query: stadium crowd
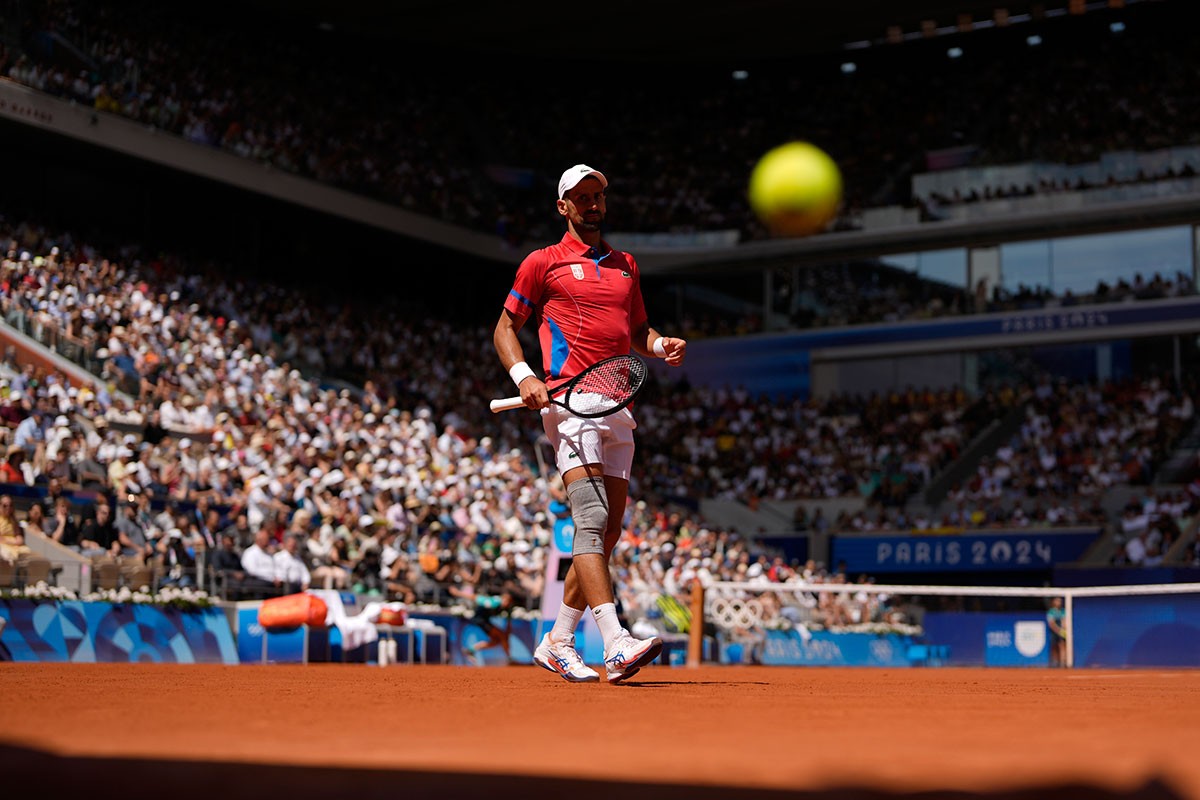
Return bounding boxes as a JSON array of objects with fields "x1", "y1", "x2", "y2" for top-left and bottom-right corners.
[
  {"x1": 0, "y1": 217, "x2": 911, "y2": 628},
  {"x1": 3, "y1": 0, "x2": 1199, "y2": 245},
  {"x1": 2, "y1": 1, "x2": 1197, "y2": 352},
  {"x1": 0, "y1": 1, "x2": 1198, "y2": 636},
  {"x1": 0, "y1": 207, "x2": 1196, "y2": 628}
]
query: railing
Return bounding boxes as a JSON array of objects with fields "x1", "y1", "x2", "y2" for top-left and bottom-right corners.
[{"x1": 2, "y1": 305, "x2": 139, "y2": 396}]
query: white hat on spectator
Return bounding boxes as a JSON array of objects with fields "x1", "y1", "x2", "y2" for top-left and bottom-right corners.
[
  {"x1": 320, "y1": 469, "x2": 345, "y2": 488},
  {"x1": 358, "y1": 514, "x2": 377, "y2": 529},
  {"x1": 557, "y1": 164, "x2": 608, "y2": 199},
  {"x1": 179, "y1": 438, "x2": 192, "y2": 450},
  {"x1": 54, "y1": 415, "x2": 69, "y2": 428}
]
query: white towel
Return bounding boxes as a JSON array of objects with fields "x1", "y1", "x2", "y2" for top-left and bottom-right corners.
[{"x1": 307, "y1": 589, "x2": 378, "y2": 651}]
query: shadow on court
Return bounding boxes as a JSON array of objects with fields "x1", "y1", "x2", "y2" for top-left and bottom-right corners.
[
  {"x1": 0, "y1": 744, "x2": 1186, "y2": 800},
  {"x1": 618, "y1": 680, "x2": 774, "y2": 687}
]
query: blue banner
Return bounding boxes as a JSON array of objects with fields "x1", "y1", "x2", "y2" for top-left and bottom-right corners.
[
  {"x1": 1072, "y1": 593, "x2": 1200, "y2": 668},
  {"x1": 670, "y1": 296, "x2": 1200, "y2": 398},
  {"x1": 985, "y1": 618, "x2": 1049, "y2": 666},
  {"x1": 0, "y1": 600, "x2": 238, "y2": 664},
  {"x1": 833, "y1": 530, "x2": 1097, "y2": 573},
  {"x1": 721, "y1": 628, "x2": 917, "y2": 666}
]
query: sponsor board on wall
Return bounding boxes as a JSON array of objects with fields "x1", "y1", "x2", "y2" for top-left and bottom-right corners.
[{"x1": 833, "y1": 530, "x2": 1098, "y2": 573}]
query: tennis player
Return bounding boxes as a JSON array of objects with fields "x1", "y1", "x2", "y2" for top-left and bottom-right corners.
[{"x1": 493, "y1": 163, "x2": 686, "y2": 684}]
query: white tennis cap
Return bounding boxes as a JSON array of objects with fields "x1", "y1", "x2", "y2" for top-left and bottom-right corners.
[{"x1": 558, "y1": 164, "x2": 607, "y2": 198}]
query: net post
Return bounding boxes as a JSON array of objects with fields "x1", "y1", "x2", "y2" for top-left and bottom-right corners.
[
  {"x1": 687, "y1": 579, "x2": 705, "y2": 667},
  {"x1": 1064, "y1": 592, "x2": 1074, "y2": 669}
]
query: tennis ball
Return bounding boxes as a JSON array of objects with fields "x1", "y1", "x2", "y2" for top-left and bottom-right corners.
[{"x1": 748, "y1": 141, "x2": 843, "y2": 237}]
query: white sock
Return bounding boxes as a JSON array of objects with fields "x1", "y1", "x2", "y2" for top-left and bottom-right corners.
[
  {"x1": 592, "y1": 602, "x2": 623, "y2": 648},
  {"x1": 550, "y1": 604, "x2": 585, "y2": 642}
]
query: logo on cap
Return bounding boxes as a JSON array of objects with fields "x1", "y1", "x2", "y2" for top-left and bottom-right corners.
[{"x1": 558, "y1": 164, "x2": 608, "y2": 198}]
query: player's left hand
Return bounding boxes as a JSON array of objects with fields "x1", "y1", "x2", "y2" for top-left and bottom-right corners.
[{"x1": 660, "y1": 337, "x2": 687, "y2": 367}]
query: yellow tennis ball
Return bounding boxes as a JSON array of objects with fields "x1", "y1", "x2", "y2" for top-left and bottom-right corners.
[{"x1": 748, "y1": 141, "x2": 843, "y2": 237}]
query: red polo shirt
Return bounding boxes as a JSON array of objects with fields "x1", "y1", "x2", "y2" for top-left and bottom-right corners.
[{"x1": 504, "y1": 233, "x2": 648, "y2": 391}]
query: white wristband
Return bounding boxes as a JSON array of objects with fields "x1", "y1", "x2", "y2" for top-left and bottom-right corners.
[
  {"x1": 652, "y1": 337, "x2": 668, "y2": 358},
  {"x1": 509, "y1": 361, "x2": 536, "y2": 387}
]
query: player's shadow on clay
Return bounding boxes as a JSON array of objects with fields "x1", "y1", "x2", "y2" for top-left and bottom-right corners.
[{"x1": 616, "y1": 680, "x2": 771, "y2": 687}]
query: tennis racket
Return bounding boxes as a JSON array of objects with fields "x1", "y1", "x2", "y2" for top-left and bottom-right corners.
[{"x1": 490, "y1": 354, "x2": 647, "y2": 418}]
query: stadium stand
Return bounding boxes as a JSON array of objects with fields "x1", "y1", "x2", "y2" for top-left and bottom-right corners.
[
  {"x1": 4, "y1": 0, "x2": 1200, "y2": 246},
  {"x1": 0, "y1": 206, "x2": 1196, "y2": 622},
  {"x1": 0, "y1": 0, "x2": 1197, "y2": 633}
]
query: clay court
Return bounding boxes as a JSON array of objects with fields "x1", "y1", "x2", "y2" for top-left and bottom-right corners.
[{"x1": 3, "y1": 663, "x2": 1198, "y2": 799}]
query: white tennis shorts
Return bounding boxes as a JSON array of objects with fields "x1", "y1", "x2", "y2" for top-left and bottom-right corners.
[{"x1": 541, "y1": 404, "x2": 637, "y2": 480}]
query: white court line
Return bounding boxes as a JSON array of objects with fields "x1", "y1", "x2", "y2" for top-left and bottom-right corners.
[{"x1": 1066, "y1": 671, "x2": 1193, "y2": 679}]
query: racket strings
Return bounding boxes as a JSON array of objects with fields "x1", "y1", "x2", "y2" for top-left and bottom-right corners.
[{"x1": 567, "y1": 356, "x2": 647, "y2": 415}]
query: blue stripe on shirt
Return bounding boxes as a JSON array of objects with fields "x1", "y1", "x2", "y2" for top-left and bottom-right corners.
[
  {"x1": 546, "y1": 317, "x2": 569, "y2": 378},
  {"x1": 508, "y1": 289, "x2": 534, "y2": 310}
]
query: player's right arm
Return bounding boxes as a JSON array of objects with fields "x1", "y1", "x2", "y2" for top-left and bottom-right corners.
[{"x1": 494, "y1": 308, "x2": 549, "y2": 410}]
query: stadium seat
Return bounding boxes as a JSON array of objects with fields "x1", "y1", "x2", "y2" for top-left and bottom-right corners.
[
  {"x1": 19, "y1": 557, "x2": 52, "y2": 587},
  {"x1": 93, "y1": 560, "x2": 120, "y2": 591},
  {"x1": 122, "y1": 564, "x2": 154, "y2": 592}
]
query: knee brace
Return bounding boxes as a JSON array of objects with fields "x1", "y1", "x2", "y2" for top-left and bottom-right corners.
[{"x1": 566, "y1": 477, "x2": 608, "y2": 557}]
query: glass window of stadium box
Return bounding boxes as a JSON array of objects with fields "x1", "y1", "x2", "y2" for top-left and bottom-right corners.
[
  {"x1": 883, "y1": 248, "x2": 969, "y2": 291},
  {"x1": 999, "y1": 226, "x2": 1194, "y2": 300}
]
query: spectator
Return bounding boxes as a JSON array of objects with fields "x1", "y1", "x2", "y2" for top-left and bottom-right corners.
[
  {"x1": 156, "y1": 526, "x2": 196, "y2": 587},
  {"x1": 221, "y1": 510, "x2": 255, "y2": 552},
  {"x1": 115, "y1": 496, "x2": 155, "y2": 563},
  {"x1": 48, "y1": 495, "x2": 83, "y2": 552},
  {"x1": 0, "y1": 445, "x2": 26, "y2": 484},
  {"x1": 240, "y1": 527, "x2": 279, "y2": 598},
  {"x1": 0, "y1": 494, "x2": 29, "y2": 562},
  {"x1": 209, "y1": 531, "x2": 247, "y2": 599},
  {"x1": 78, "y1": 498, "x2": 119, "y2": 558},
  {"x1": 74, "y1": 439, "x2": 109, "y2": 491},
  {"x1": 11, "y1": 405, "x2": 46, "y2": 457},
  {"x1": 20, "y1": 501, "x2": 53, "y2": 538},
  {"x1": 273, "y1": 532, "x2": 310, "y2": 595},
  {"x1": 39, "y1": 477, "x2": 69, "y2": 519},
  {"x1": 307, "y1": 513, "x2": 351, "y2": 591}
]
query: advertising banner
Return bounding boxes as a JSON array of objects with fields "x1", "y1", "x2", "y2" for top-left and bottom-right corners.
[
  {"x1": 0, "y1": 599, "x2": 238, "y2": 664},
  {"x1": 833, "y1": 530, "x2": 1097, "y2": 573},
  {"x1": 721, "y1": 628, "x2": 917, "y2": 667},
  {"x1": 985, "y1": 619, "x2": 1049, "y2": 666}
]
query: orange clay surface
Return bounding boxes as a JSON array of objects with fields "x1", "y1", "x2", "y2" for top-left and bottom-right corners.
[{"x1": 3, "y1": 663, "x2": 1199, "y2": 799}]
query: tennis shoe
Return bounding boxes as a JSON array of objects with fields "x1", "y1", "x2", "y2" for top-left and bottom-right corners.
[
  {"x1": 603, "y1": 629, "x2": 663, "y2": 685},
  {"x1": 461, "y1": 644, "x2": 481, "y2": 667},
  {"x1": 533, "y1": 633, "x2": 599, "y2": 683}
]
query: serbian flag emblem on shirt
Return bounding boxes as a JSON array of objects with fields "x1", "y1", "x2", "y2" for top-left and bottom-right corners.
[{"x1": 571, "y1": 263, "x2": 585, "y2": 280}]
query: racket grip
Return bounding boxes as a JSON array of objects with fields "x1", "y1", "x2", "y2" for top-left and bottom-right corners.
[{"x1": 489, "y1": 395, "x2": 527, "y2": 413}]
